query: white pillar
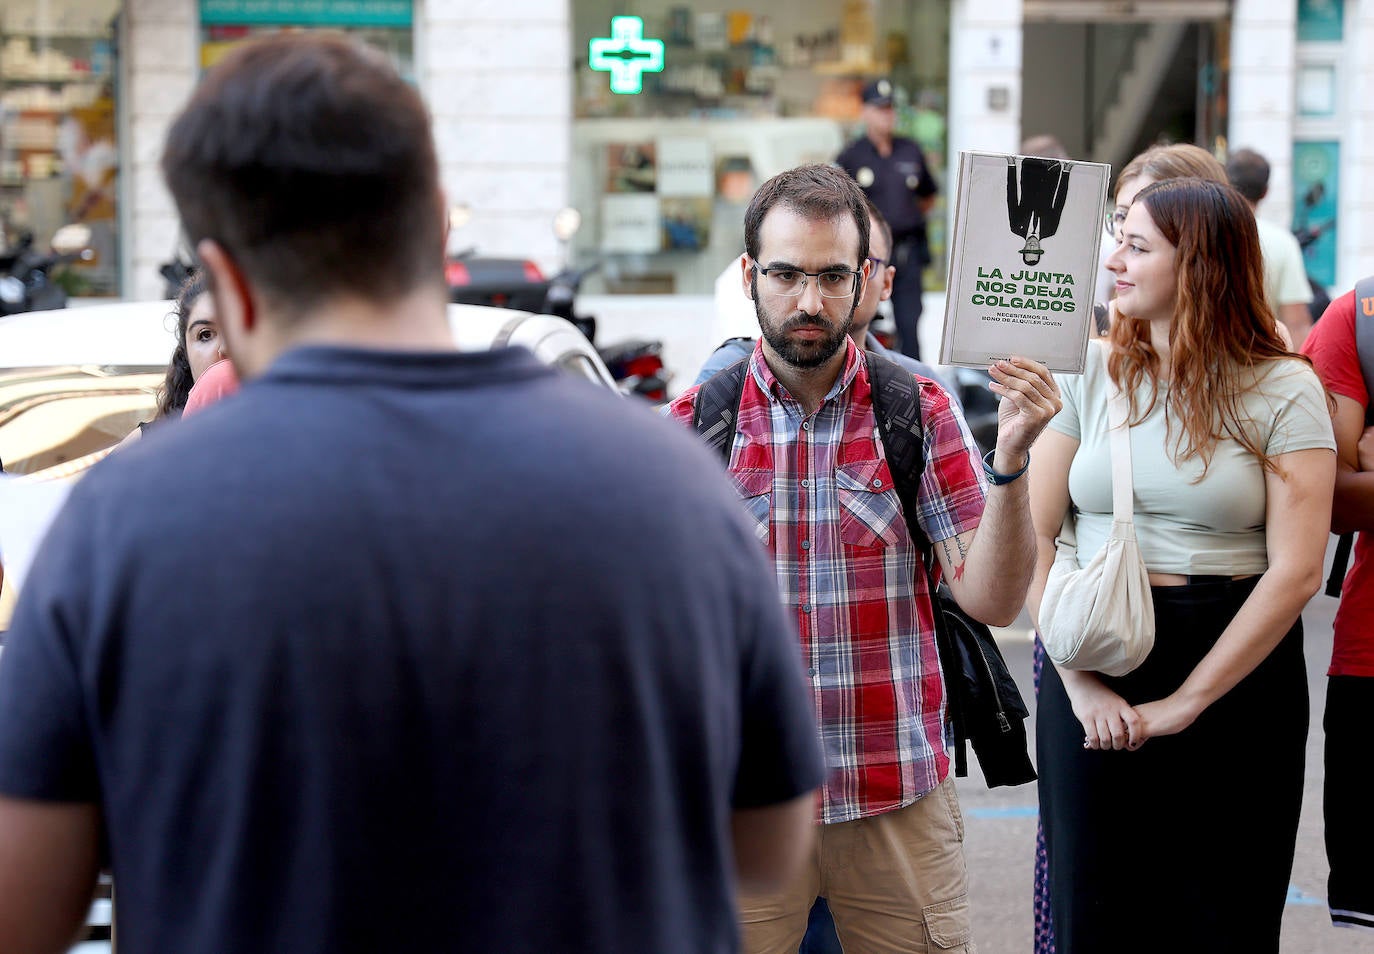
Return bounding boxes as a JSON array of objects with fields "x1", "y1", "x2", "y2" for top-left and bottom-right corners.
[
  {"x1": 1228, "y1": 0, "x2": 1299, "y2": 228},
  {"x1": 123, "y1": 0, "x2": 197, "y2": 300},
  {"x1": 1342, "y1": 0, "x2": 1374, "y2": 288},
  {"x1": 421, "y1": 0, "x2": 571, "y2": 275},
  {"x1": 947, "y1": 0, "x2": 1023, "y2": 168}
]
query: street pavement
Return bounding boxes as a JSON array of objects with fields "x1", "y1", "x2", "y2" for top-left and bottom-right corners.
[{"x1": 959, "y1": 545, "x2": 1367, "y2": 953}]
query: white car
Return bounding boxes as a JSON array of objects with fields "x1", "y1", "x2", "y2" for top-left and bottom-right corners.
[
  {"x1": 0, "y1": 300, "x2": 617, "y2": 479},
  {"x1": 0, "y1": 301, "x2": 617, "y2": 638}
]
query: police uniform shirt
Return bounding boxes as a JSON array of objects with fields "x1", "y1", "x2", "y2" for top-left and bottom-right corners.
[{"x1": 836, "y1": 135, "x2": 937, "y2": 241}]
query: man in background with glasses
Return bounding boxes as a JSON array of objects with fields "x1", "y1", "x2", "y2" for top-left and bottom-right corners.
[{"x1": 668, "y1": 164, "x2": 1061, "y2": 953}]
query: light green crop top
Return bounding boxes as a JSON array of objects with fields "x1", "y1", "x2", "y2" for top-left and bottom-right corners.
[{"x1": 1049, "y1": 344, "x2": 1335, "y2": 575}]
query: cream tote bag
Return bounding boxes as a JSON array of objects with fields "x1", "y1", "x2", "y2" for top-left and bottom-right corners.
[{"x1": 1039, "y1": 372, "x2": 1155, "y2": 677}]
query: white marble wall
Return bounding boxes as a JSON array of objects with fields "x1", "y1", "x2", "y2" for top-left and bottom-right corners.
[
  {"x1": 421, "y1": 0, "x2": 571, "y2": 275},
  {"x1": 1342, "y1": 0, "x2": 1374, "y2": 289},
  {"x1": 118, "y1": 0, "x2": 574, "y2": 298},
  {"x1": 947, "y1": 0, "x2": 1023, "y2": 164},
  {"x1": 123, "y1": 0, "x2": 198, "y2": 300},
  {"x1": 1228, "y1": 0, "x2": 1299, "y2": 231}
]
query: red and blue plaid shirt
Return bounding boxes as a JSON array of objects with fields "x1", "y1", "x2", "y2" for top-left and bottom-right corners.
[{"x1": 669, "y1": 339, "x2": 987, "y2": 823}]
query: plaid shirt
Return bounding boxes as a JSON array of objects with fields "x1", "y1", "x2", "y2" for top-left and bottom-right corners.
[{"x1": 669, "y1": 339, "x2": 987, "y2": 823}]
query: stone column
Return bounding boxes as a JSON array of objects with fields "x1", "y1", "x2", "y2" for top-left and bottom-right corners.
[
  {"x1": 947, "y1": 0, "x2": 1023, "y2": 167},
  {"x1": 1228, "y1": 0, "x2": 1298, "y2": 228},
  {"x1": 122, "y1": 0, "x2": 197, "y2": 300},
  {"x1": 420, "y1": 0, "x2": 571, "y2": 275}
]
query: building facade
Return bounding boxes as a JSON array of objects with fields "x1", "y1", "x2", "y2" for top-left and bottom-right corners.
[{"x1": 0, "y1": 0, "x2": 1369, "y2": 305}]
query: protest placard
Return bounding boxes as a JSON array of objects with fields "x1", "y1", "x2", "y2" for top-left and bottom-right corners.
[{"x1": 939, "y1": 151, "x2": 1110, "y2": 373}]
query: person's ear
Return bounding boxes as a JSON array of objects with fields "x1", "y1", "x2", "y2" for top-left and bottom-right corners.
[
  {"x1": 741, "y1": 255, "x2": 755, "y2": 300},
  {"x1": 879, "y1": 263, "x2": 896, "y2": 302},
  {"x1": 196, "y1": 239, "x2": 255, "y2": 337}
]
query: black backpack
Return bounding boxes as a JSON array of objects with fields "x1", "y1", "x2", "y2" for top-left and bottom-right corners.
[
  {"x1": 692, "y1": 351, "x2": 1036, "y2": 788},
  {"x1": 1325, "y1": 275, "x2": 1374, "y2": 597}
]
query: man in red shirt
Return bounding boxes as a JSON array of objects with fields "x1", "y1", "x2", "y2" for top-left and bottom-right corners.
[
  {"x1": 669, "y1": 163, "x2": 1060, "y2": 953},
  {"x1": 1299, "y1": 288, "x2": 1374, "y2": 933}
]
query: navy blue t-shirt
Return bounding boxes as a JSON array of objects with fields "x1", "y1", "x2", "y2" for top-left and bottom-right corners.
[{"x1": 0, "y1": 345, "x2": 822, "y2": 954}]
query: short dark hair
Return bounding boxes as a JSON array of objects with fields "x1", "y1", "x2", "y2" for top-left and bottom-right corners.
[
  {"x1": 744, "y1": 164, "x2": 870, "y2": 266},
  {"x1": 862, "y1": 196, "x2": 892, "y2": 257},
  {"x1": 161, "y1": 33, "x2": 444, "y2": 318},
  {"x1": 1225, "y1": 148, "x2": 1270, "y2": 203}
]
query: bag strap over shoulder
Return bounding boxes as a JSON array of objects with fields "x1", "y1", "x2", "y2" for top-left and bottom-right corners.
[
  {"x1": 1106, "y1": 374, "x2": 1135, "y2": 524},
  {"x1": 691, "y1": 357, "x2": 750, "y2": 461},
  {"x1": 1061, "y1": 343, "x2": 1134, "y2": 541},
  {"x1": 1326, "y1": 276, "x2": 1374, "y2": 597},
  {"x1": 1354, "y1": 275, "x2": 1374, "y2": 428},
  {"x1": 864, "y1": 350, "x2": 927, "y2": 547}
]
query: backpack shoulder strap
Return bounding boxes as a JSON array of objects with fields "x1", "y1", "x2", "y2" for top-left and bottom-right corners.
[
  {"x1": 864, "y1": 350, "x2": 927, "y2": 549},
  {"x1": 691, "y1": 357, "x2": 751, "y2": 463},
  {"x1": 1355, "y1": 276, "x2": 1374, "y2": 427},
  {"x1": 1326, "y1": 277, "x2": 1374, "y2": 598}
]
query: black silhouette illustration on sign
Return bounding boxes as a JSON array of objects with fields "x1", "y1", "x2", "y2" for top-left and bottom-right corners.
[{"x1": 1006, "y1": 156, "x2": 1072, "y2": 266}]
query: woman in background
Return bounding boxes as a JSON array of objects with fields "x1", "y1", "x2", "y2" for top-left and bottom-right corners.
[{"x1": 117, "y1": 272, "x2": 223, "y2": 448}]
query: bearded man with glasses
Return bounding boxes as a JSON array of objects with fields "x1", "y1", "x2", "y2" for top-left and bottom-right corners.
[{"x1": 668, "y1": 163, "x2": 1061, "y2": 954}]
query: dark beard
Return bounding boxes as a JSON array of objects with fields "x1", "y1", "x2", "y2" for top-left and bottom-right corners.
[{"x1": 752, "y1": 274, "x2": 856, "y2": 369}]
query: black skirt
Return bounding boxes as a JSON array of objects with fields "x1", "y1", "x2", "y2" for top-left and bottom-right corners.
[{"x1": 1037, "y1": 577, "x2": 1307, "y2": 954}]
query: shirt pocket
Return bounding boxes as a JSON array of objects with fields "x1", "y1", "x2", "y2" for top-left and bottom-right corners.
[
  {"x1": 835, "y1": 459, "x2": 902, "y2": 549},
  {"x1": 730, "y1": 468, "x2": 773, "y2": 545}
]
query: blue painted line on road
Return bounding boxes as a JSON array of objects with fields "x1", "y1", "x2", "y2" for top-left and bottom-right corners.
[
  {"x1": 967, "y1": 806, "x2": 1038, "y2": 819},
  {"x1": 1286, "y1": 884, "x2": 1325, "y2": 907}
]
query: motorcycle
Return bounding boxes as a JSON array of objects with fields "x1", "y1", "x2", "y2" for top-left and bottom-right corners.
[
  {"x1": 445, "y1": 208, "x2": 670, "y2": 402},
  {"x1": 0, "y1": 224, "x2": 93, "y2": 317}
]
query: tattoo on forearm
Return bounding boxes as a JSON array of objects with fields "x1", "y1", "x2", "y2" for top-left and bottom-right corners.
[{"x1": 940, "y1": 537, "x2": 969, "y2": 582}]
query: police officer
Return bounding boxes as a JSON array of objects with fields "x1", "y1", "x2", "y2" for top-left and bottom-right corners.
[{"x1": 837, "y1": 78, "x2": 937, "y2": 360}]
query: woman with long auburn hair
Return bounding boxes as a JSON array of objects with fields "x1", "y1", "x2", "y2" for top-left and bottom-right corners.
[{"x1": 1026, "y1": 177, "x2": 1336, "y2": 953}]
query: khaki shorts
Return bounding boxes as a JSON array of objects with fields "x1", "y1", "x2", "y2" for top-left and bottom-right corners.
[{"x1": 739, "y1": 777, "x2": 974, "y2": 953}]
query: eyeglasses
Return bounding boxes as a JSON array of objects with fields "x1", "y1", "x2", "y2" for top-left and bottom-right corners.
[
  {"x1": 754, "y1": 264, "x2": 861, "y2": 298},
  {"x1": 867, "y1": 255, "x2": 888, "y2": 268},
  {"x1": 1103, "y1": 209, "x2": 1128, "y2": 236}
]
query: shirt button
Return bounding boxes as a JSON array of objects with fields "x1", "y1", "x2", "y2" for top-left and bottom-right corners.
[
  {"x1": 872, "y1": 478, "x2": 883, "y2": 488},
  {"x1": 808, "y1": 667, "x2": 817, "y2": 677},
  {"x1": 802, "y1": 421, "x2": 811, "y2": 431},
  {"x1": 801, "y1": 540, "x2": 811, "y2": 550},
  {"x1": 802, "y1": 603, "x2": 812, "y2": 613},
  {"x1": 801, "y1": 478, "x2": 810, "y2": 488}
]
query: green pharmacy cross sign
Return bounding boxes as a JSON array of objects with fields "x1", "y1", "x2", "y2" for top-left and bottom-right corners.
[{"x1": 589, "y1": 16, "x2": 664, "y2": 95}]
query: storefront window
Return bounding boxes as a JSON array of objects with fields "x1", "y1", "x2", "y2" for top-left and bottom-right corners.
[
  {"x1": 199, "y1": 0, "x2": 414, "y2": 80},
  {"x1": 1, "y1": 0, "x2": 122, "y2": 297},
  {"x1": 570, "y1": 0, "x2": 950, "y2": 296}
]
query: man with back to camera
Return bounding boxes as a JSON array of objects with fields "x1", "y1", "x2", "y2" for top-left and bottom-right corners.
[
  {"x1": 0, "y1": 34, "x2": 824, "y2": 954},
  {"x1": 1226, "y1": 147, "x2": 1315, "y2": 348},
  {"x1": 837, "y1": 78, "x2": 938, "y2": 360},
  {"x1": 668, "y1": 163, "x2": 1061, "y2": 953}
]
